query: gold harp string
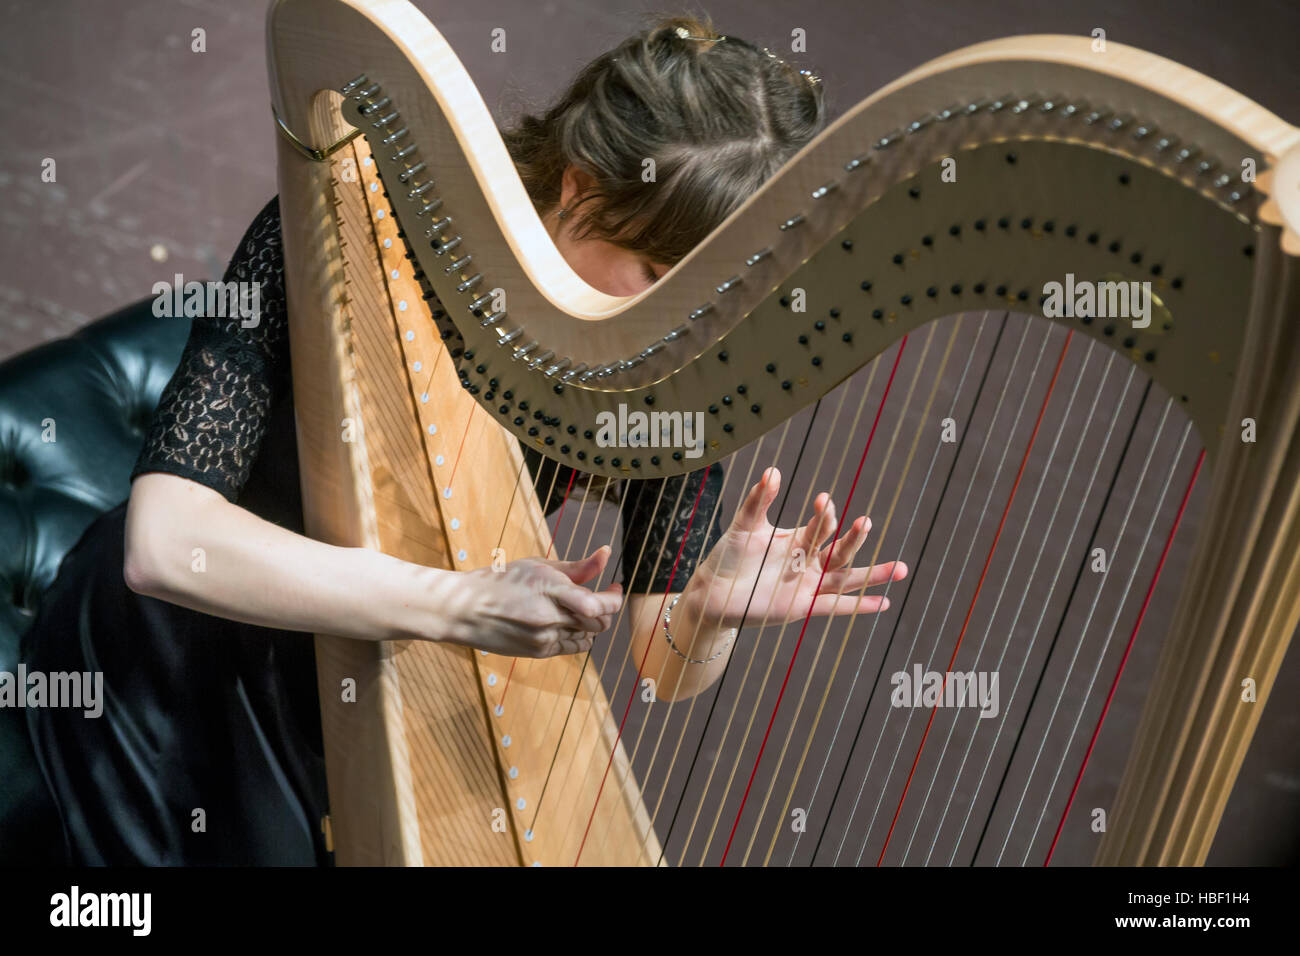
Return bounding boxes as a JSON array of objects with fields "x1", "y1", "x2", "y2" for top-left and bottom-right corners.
[
  {"x1": 588, "y1": 426, "x2": 789, "y2": 864},
  {"x1": 734, "y1": 319, "x2": 944, "y2": 866},
  {"x1": 838, "y1": 317, "x2": 1056, "y2": 864},
  {"x1": 928, "y1": 353, "x2": 1136, "y2": 867},
  {"x1": 779, "y1": 312, "x2": 994, "y2": 866},
  {"x1": 678, "y1": 357, "x2": 882, "y2": 864},
  {"x1": 750, "y1": 318, "x2": 962, "y2": 866}
]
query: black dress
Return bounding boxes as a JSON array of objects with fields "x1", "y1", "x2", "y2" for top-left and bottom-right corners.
[{"x1": 20, "y1": 196, "x2": 724, "y2": 866}]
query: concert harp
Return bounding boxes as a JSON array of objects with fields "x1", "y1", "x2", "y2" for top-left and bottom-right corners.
[{"x1": 266, "y1": 0, "x2": 1300, "y2": 866}]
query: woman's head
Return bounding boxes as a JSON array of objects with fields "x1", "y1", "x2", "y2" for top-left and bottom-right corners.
[{"x1": 501, "y1": 14, "x2": 827, "y2": 296}]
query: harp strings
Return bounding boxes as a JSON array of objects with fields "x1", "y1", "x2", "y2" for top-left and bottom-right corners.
[
  {"x1": 940, "y1": 360, "x2": 1141, "y2": 866},
  {"x1": 1040, "y1": 443, "x2": 1204, "y2": 866},
  {"x1": 743, "y1": 317, "x2": 964, "y2": 868},
  {"x1": 786, "y1": 312, "x2": 996, "y2": 866},
  {"x1": 893, "y1": 335, "x2": 1112, "y2": 866},
  {"x1": 1015, "y1": 412, "x2": 1193, "y2": 863},
  {"x1": 826, "y1": 316, "x2": 1058, "y2": 865},
  {"x1": 966, "y1": 377, "x2": 1153, "y2": 864},
  {"x1": 671, "y1": 352, "x2": 887, "y2": 865}
]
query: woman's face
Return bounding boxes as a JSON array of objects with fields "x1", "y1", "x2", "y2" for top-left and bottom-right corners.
[{"x1": 547, "y1": 165, "x2": 670, "y2": 297}]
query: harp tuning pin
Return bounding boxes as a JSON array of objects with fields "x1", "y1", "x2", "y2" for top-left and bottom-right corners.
[
  {"x1": 1212, "y1": 172, "x2": 1232, "y2": 188},
  {"x1": 544, "y1": 357, "x2": 571, "y2": 377},
  {"x1": 906, "y1": 113, "x2": 935, "y2": 133},
  {"x1": 1060, "y1": 100, "x2": 1086, "y2": 118},
  {"x1": 356, "y1": 82, "x2": 381, "y2": 99},
  {"x1": 398, "y1": 162, "x2": 427, "y2": 183},
  {"x1": 1108, "y1": 113, "x2": 1133, "y2": 133},
  {"x1": 358, "y1": 96, "x2": 391, "y2": 115},
  {"x1": 445, "y1": 254, "x2": 473, "y2": 275},
  {"x1": 715, "y1": 275, "x2": 742, "y2": 294},
  {"x1": 1153, "y1": 135, "x2": 1178, "y2": 153},
  {"x1": 434, "y1": 235, "x2": 463, "y2": 255},
  {"x1": 468, "y1": 292, "x2": 494, "y2": 313},
  {"x1": 372, "y1": 111, "x2": 401, "y2": 129},
  {"x1": 498, "y1": 327, "x2": 524, "y2": 346},
  {"x1": 1038, "y1": 95, "x2": 1063, "y2": 113},
  {"x1": 526, "y1": 349, "x2": 555, "y2": 370},
  {"x1": 874, "y1": 128, "x2": 903, "y2": 149},
  {"x1": 480, "y1": 310, "x2": 508, "y2": 328},
  {"x1": 393, "y1": 143, "x2": 418, "y2": 161},
  {"x1": 688, "y1": 303, "x2": 715, "y2": 321},
  {"x1": 560, "y1": 363, "x2": 587, "y2": 382},
  {"x1": 408, "y1": 181, "x2": 435, "y2": 199},
  {"x1": 811, "y1": 182, "x2": 838, "y2": 199},
  {"x1": 843, "y1": 155, "x2": 870, "y2": 173},
  {"x1": 779, "y1": 213, "x2": 805, "y2": 231},
  {"x1": 986, "y1": 94, "x2": 1014, "y2": 113},
  {"x1": 1132, "y1": 123, "x2": 1155, "y2": 141},
  {"x1": 415, "y1": 198, "x2": 444, "y2": 218},
  {"x1": 964, "y1": 97, "x2": 990, "y2": 115},
  {"x1": 383, "y1": 128, "x2": 411, "y2": 146},
  {"x1": 663, "y1": 324, "x2": 689, "y2": 342},
  {"x1": 1010, "y1": 96, "x2": 1035, "y2": 114},
  {"x1": 340, "y1": 74, "x2": 368, "y2": 95},
  {"x1": 455, "y1": 272, "x2": 483, "y2": 293},
  {"x1": 1196, "y1": 158, "x2": 1218, "y2": 176},
  {"x1": 936, "y1": 103, "x2": 962, "y2": 122},
  {"x1": 1082, "y1": 108, "x2": 1109, "y2": 126},
  {"x1": 1175, "y1": 144, "x2": 1200, "y2": 164},
  {"x1": 746, "y1": 247, "x2": 772, "y2": 266},
  {"x1": 512, "y1": 340, "x2": 539, "y2": 360}
]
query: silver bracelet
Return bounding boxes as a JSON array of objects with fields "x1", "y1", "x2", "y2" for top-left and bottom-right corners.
[{"x1": 662, "y1": 593, "x2": 736, "y2": 664}]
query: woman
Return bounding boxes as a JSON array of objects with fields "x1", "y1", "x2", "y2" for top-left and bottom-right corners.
[{"x1": 22, "y1": 16, "x2": 905, "y2": 866}]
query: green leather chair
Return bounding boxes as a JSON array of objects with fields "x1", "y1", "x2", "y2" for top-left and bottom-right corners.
[{"x1": 0, "y1": 297, "x2": 192, "y2": 864}]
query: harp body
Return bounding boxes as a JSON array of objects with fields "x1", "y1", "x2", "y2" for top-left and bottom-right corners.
[{"x1": 267, "y1": 0, "x2": 1300, "y2": 865}]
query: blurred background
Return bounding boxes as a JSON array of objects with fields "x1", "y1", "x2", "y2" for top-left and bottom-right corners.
[{"x1": 1, "y1": 0, "x2": 1296, "y2": 864}]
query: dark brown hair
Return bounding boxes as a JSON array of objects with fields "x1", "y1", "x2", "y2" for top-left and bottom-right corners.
[{"x1": 499, "y1": 13, "x2": 827, "y2": 268}]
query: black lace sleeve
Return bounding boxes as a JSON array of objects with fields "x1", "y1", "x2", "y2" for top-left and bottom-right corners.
[
  {"x1": 131, "y1": 197, "x2": 289, "y2": 501},
  {"x1": 521, "y1": 446, "x2": 726, "y2": 594}
]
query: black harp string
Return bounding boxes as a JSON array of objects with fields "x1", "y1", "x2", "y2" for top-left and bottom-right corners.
[
  {"x1": 586, "y1": 434, "x2": 765, "y2": 863},
  {"x1": 967, "y1": 375, "x2": 1153, "y2": 865},
  {"x1": 894, "y1": 336, "x2": 1108, "y2": 866},
  {"x1": 545, "y1": 475, "x2": 685, "y2": 856},
  {"x1": 675, "y1": 369, "x2": 878, "y2": 865},
  {"x1": 740, "y1": 319, "x2": 952, "y2": 866},
  {"x1": 795, "y1": 311, "x2": 1001, "y2": 866},
  {"x1": 832, "y1": 314, "x2": 1049, "y2": 865},
  {"x1": 631, "y1": 424, "x2": 796, "y2": 848},
  {"x1": 1010, "y1": 406, "x2": 1188, "y2": 865},
  {"x1": 655, "y1": 394, "x2": 828, "y2": 866},
  {"x1": 935, "y1": 361, "x2": 1138, "y2": 868},
  {"x1": 747, "y1": 317, "x2": 963, "y2": 867}
]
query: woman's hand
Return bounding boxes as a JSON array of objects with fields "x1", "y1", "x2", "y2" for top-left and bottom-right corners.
[
  {"x1": 442, "y1": 547, "x2": 624, "y2": 658},
  {"x1": 126, "y1": 473, "x2": 622, "y2": 656},
  {"x1": 679, "y1": 467, "x2": 906, "y2": 632}
]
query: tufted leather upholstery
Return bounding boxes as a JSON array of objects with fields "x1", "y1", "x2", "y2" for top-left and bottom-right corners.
[{"x1": 0, "y1": 297, "x2": 192, "y2": 863}]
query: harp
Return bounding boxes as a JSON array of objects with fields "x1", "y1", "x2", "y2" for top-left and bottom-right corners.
[{"x1": 266, "y1": 0, "x2": 1300, "y2": 866}]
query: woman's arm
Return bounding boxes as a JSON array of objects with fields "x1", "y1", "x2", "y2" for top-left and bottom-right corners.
[{"x1": 124, "y1": 472, "x2": 622, "y2": 657}]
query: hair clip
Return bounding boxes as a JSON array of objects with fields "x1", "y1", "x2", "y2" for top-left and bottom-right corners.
[
  {"x1": 674, "y1": 26, "x2": 725, "y2": 43},
  {"x1": 760, "y1": 44, "x2": 822, "y2": 85}
]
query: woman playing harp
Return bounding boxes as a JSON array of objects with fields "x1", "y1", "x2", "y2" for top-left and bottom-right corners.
[{"x1": 21, "y1": 16, "x2": 905, "y2": 866}]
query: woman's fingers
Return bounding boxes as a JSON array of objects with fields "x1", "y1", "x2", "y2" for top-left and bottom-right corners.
[
  {"x1": 820, "y1": 559, "x2": 908, "y2": 593},
  {"x1": 733, "y1": 467, "x2": 781, "y2": 534},
  {"x1": 793, "y1": 493, "x2": 837, "y2": 556},
  {"x1": 822, "y1": 515, "x2": 871, "y2": 570},
  {"x1": 550, "y1": 545, "x2": 612, "y2": 585},
  {"x1": 553, "y1": 582, "x2": 623, "y2": 621},
  {"x1": 807, "y1": 592, "x2": 892, "y2": 617}
]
